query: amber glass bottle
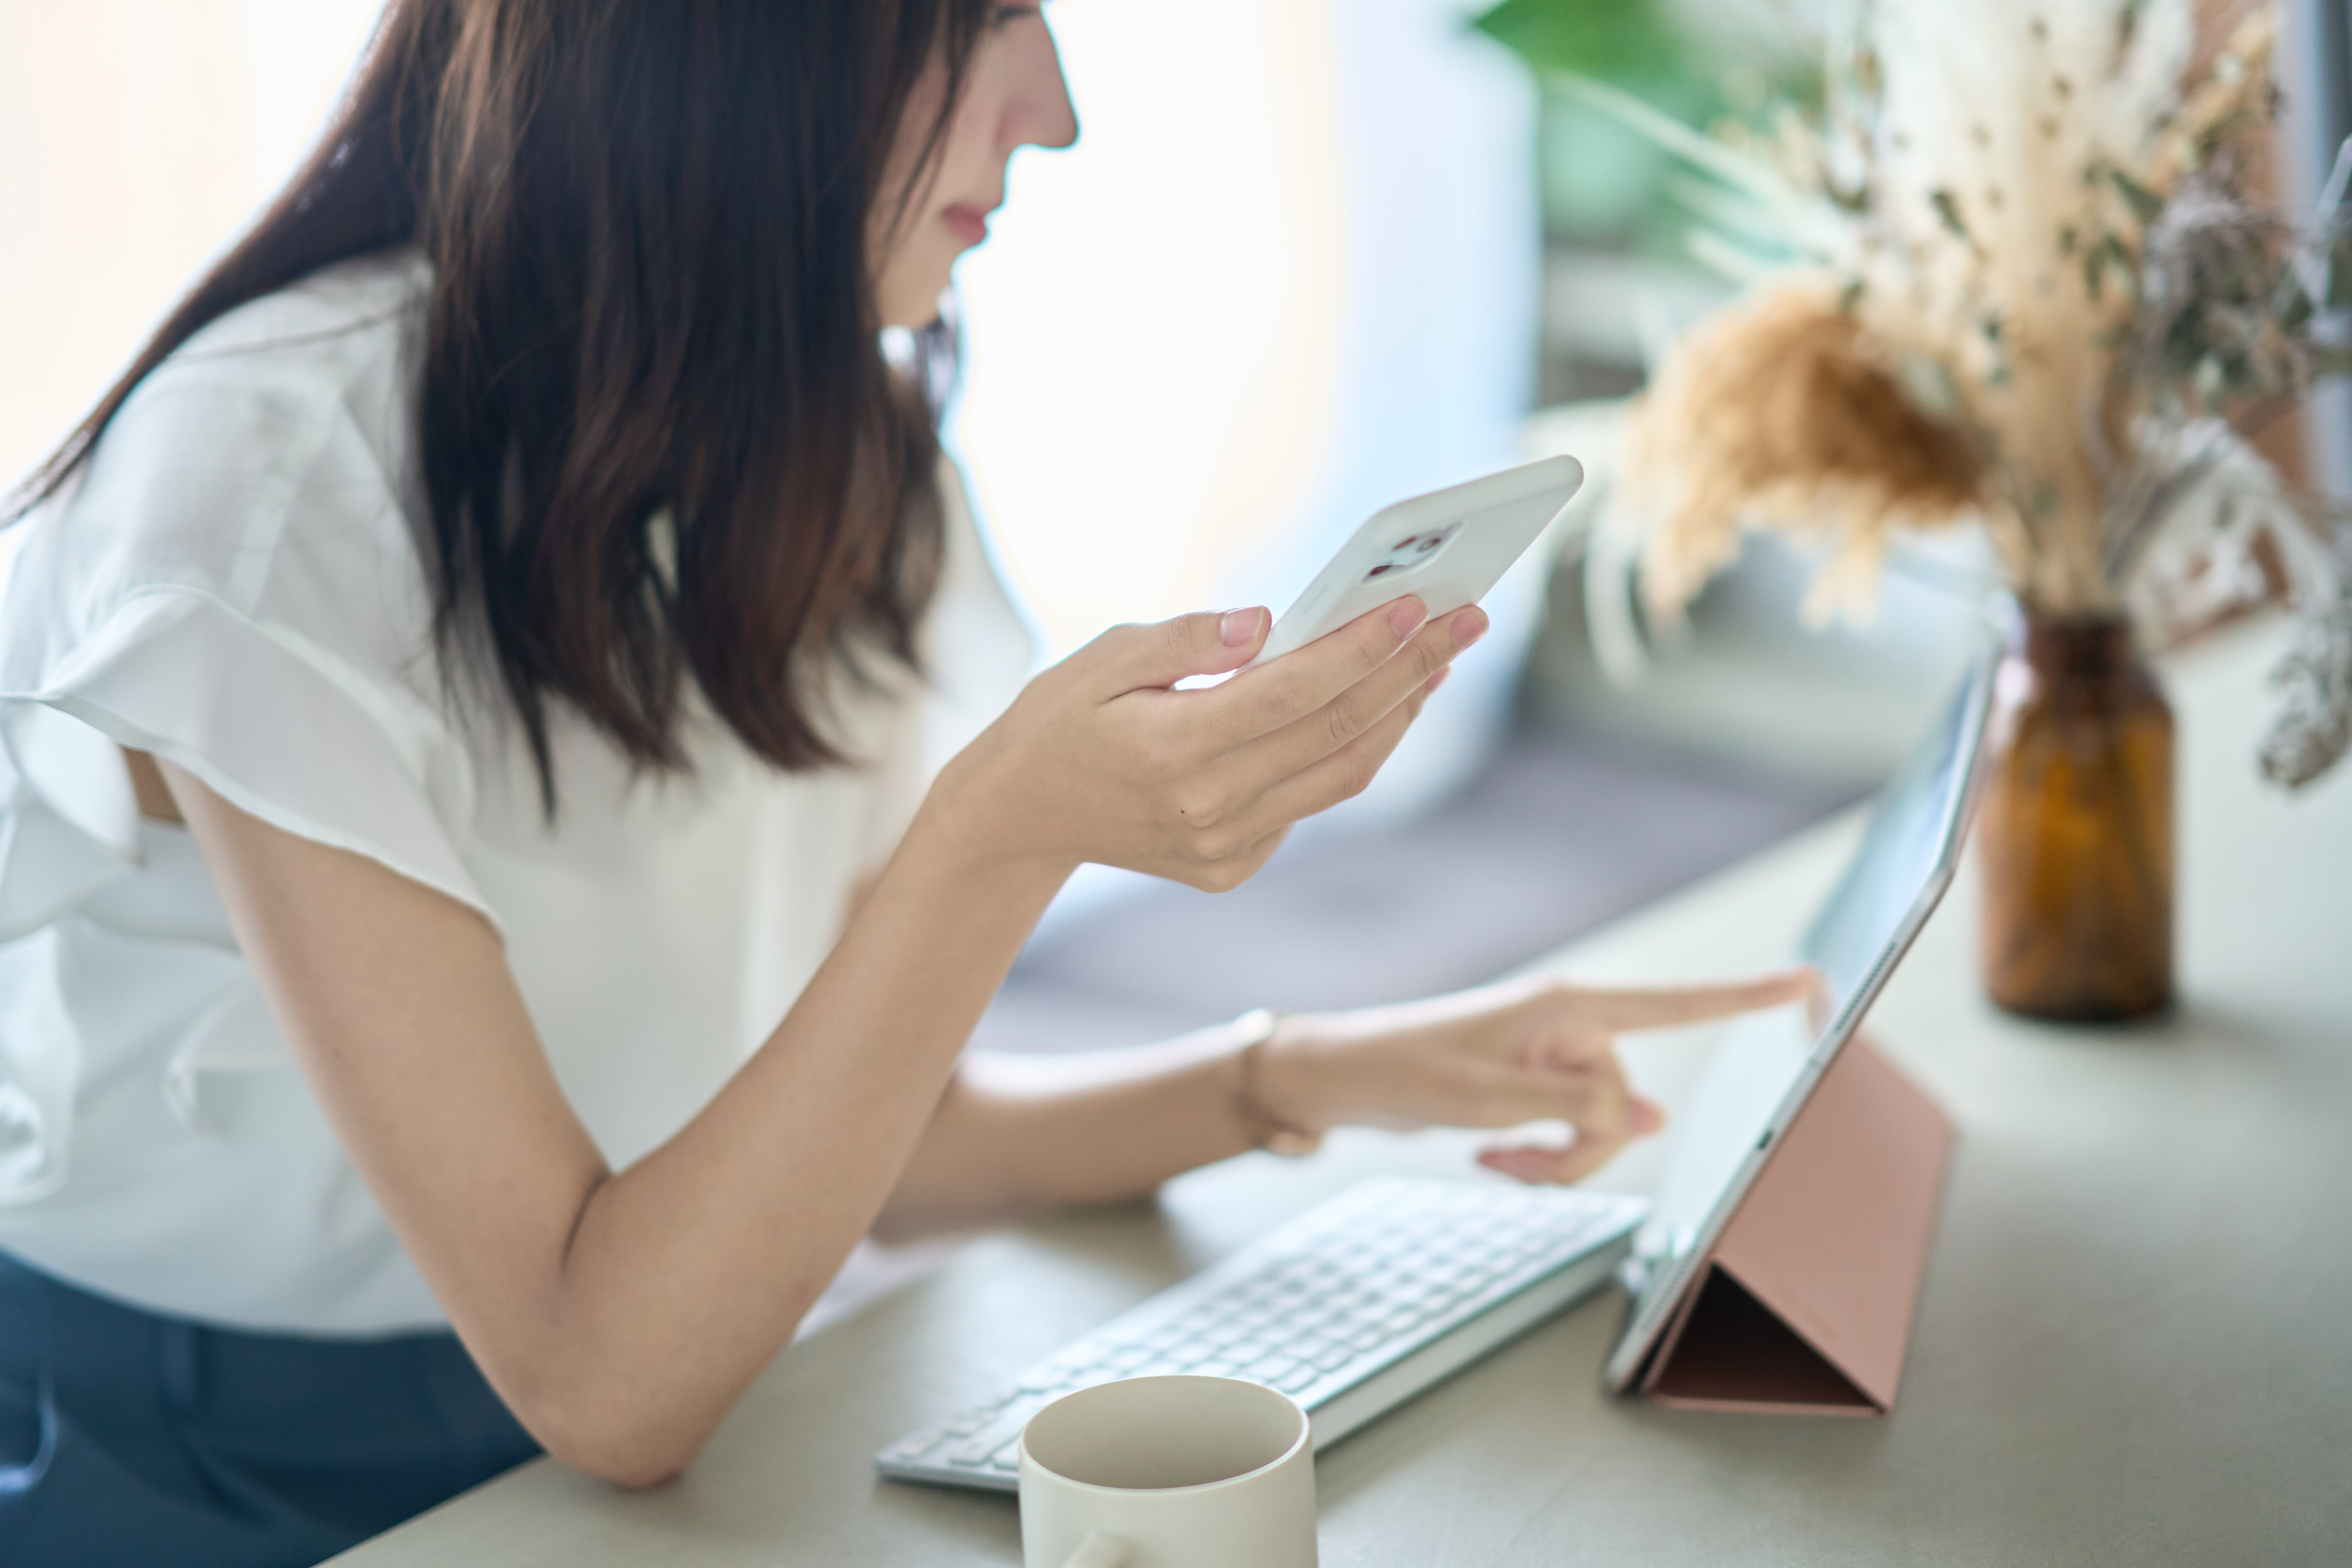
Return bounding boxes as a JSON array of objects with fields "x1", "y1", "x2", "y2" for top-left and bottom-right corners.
[{"x1": 1978, "y1": 613, "x2": 2174, "y2": 1021}]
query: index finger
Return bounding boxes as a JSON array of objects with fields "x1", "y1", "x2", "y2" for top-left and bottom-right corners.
[
  {"x1": 1200, "y1": 595, "x2": 1430, "y2": 745},
  {"x1": 1583, "y1": 970, "x2": 1816, "y2": 1033}
]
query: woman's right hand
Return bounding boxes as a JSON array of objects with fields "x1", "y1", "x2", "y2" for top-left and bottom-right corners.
[{"x1": 929, "y1": 596, "x2": 1486, "y2": 890}]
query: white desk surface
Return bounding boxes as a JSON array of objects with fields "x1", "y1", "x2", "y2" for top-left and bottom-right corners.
[{"x1": 334, "y1": 620, "x2": 2352, "y2": 1565}]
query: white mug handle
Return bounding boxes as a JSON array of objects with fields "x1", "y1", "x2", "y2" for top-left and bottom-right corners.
[{"x1": 1062, "y1": 1530, "x2": 1135, "y2": 1568}]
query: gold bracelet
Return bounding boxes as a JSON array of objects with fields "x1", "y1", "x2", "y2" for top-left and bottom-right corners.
[{"x1": 1229, "y1": 1009, "x2": 1323, "y2": 1158}]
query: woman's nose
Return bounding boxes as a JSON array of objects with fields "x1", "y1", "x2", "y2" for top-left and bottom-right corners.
[{"x1": 1005, "y1": 27, "x2": 1079, "y2": 154}]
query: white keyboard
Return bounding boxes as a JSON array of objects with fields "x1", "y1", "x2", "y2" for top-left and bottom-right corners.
[{"x1": 876, "y1": 1176, "x2": 1646, "y2": 1491}]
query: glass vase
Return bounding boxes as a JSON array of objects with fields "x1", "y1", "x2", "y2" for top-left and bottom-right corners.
[{"x1": 1977, "y1": 612, "x2": 2175, "y2": 1022}]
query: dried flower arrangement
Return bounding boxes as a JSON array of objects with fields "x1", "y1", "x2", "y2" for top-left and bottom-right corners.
[{"x1": 1588, "y1": 0, "x2": 2352, "y2": 788}]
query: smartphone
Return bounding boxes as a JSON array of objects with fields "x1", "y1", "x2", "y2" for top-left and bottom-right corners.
[{"x1": 1242, "y1": 455, "x2": 1585, "y2": 670}]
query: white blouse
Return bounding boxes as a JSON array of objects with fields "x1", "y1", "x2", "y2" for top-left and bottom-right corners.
[{"x1": 0, "y1": 252, "x2": 1033, "y2": 1334}]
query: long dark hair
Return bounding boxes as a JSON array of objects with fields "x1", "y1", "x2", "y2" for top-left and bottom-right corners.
[{"x1": 8, "y1": 0, "x2": 988, "y2": 806}]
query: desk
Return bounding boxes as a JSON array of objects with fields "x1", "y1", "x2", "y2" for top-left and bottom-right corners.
[{"x1": 334, "y1": 621, "x2": 2352, "y2": 1565}]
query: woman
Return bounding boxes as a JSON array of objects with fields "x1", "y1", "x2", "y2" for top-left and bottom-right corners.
[{"x1": 0, "y1": 2, "x2": 1802, "y2": 1563}]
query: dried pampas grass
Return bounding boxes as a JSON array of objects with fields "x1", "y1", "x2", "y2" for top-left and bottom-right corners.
[
  {"x1": 1621, "y1": 278, "x2": 1983, "y2": 625},
  {"x1": 1579, "y1": 0, "x2": 2352, "y2": 787}
]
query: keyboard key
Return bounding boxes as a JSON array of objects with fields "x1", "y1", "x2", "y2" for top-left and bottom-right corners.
[
  {"x1": 938, "y1": 1406, "x2": 1000, "y2": 1439},
  {"x1": 1284, "y1": 1305, "x2": 1344, "y2": 1336},
  {"x1": 1274, "y1": 1363, "x2": 1323, "y2": 1394},
  {"x1": 880, "y1": 1425, "x2": 949, "y2": 1463},
  {"x1": 948, "y1": 1406, "x2": 1038, "y2": 1466}
]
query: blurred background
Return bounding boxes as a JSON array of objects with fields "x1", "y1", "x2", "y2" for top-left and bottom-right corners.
[{"x1": 5, "y1": 0, "x2": 2335, "y2": 1054}]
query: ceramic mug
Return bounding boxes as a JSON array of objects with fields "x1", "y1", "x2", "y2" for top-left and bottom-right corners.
[{"x1": 1018, "y1": 1375, "x2": 1318, "y2": 1568}]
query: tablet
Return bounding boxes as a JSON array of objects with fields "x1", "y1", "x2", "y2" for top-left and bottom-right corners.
[{"x1": 1602, "y1": 632, "x2": 1999, "y2": 1393}]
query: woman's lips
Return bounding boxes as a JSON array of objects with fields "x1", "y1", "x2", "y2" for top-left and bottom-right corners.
[{"x1": 942, "y1": 204, "x2": 992, "y2": 247}]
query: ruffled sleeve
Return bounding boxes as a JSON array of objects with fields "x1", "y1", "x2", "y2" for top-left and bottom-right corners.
[
  {"x1": 0, "y1": 586, "x2": 494, "y2": 938},
  {"x1": 0, "y1": 338, "x2": 494, "y2": 942}
]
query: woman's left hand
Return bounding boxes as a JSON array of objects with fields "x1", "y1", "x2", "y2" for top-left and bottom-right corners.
[{"x1": 1255, "y1": 970, "x2": 1815, "y2": 1185}]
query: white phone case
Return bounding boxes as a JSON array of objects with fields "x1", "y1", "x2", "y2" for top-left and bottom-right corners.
[{"x1": 1243, "y1": 455, "x2": 1585, "y2": 670}]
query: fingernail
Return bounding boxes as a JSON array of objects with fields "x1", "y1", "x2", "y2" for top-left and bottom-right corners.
[
  {"x1": 1388, "y1": 596, "x2": 1428, "y2": 640},
  {"x1": 1630, "y1": 1099, "x2": 1666, "y2": 1134},
  {"x1": 1423, "y1": 665, "x2": 1452, "y2": 693},
  {"x1": 1452, "y1": 607, "x2": 1488, "y2": 647},
  {"x1": 1220, "y1": 607, "x2": 1264, "y2": 647}
]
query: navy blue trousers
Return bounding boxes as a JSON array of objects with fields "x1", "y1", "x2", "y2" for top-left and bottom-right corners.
[{"x1": 0, "y1": 1253, "x2": 538, "y2": 1567}]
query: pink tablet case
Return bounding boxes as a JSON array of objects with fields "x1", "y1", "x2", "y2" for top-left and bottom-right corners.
[{"x1": 1640, "y1": 1036, "x2": 1954, "y2": 1414}]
